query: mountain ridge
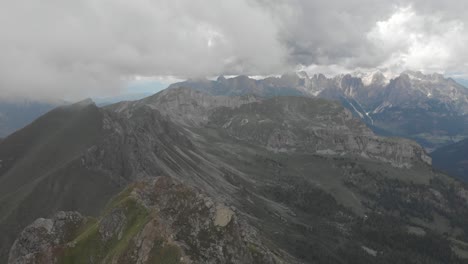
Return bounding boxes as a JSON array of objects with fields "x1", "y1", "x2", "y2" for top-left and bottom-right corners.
[{"x1": 2, "y1": 87, "x2": 468, "y2": 263}]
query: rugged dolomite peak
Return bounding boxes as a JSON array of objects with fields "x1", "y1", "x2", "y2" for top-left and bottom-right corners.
[{"x1": 350, "y1": 70, "x2": 390, "y2": 86}]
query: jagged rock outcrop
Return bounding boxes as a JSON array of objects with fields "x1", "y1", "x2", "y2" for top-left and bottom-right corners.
[{"x1": 8, "y1": 212, "x2": 85, "y2": 264}]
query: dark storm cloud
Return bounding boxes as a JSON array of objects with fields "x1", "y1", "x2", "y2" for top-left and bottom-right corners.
[{"x1": 1, "y1": 0, "x2": 468, "y2": 100}]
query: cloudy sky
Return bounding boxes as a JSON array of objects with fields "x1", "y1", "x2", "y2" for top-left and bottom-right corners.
[{"x1": 1, "y1": 0, "x2": 468, "y2": 101}]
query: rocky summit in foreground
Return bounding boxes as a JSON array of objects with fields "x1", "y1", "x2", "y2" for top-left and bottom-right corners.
[
  {"x1": 9, "y1": 177, "x2": 289, "y2": 264},
  {"x1": 3, "y1": 87, "x2": 468, "y2": 263}
]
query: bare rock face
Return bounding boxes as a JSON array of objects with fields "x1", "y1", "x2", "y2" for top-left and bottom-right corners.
[
  {"x1": 8, "y1": 212, "x2": 85, "y2": 264},
  {"x1": 213, "y1": 205, "x2": 234, "y2": 227},
  {"x1": 98, "y1": 208, "x2": 127, "y2": 242},
  {"x1": 208, "y1": 96, "x2": 431, "y2": 168}
]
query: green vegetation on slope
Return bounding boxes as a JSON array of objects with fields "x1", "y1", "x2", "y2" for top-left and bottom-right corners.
[{"x1": 59, "y1": 184, "x2": 182, "y2": 264}]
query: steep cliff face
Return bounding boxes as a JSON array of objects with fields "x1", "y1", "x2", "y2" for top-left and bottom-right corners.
[{"x1": 8, "y1": 177, "x2": 293, "y2": 264}]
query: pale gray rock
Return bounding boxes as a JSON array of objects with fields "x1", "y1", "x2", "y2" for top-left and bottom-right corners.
[{"x1": 8, "y1": 212, "x2": 84, "y2": 264}]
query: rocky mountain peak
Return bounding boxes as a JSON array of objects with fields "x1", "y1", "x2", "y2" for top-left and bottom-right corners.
[
  {"x1": 401, "y1": 70, "x2": 426, "y2": 80},
  {"x1": 430, "y1": 72, "x2": 445, "y2": 80},
  {"x1": 358, "y1": 70, "x2": 389, "y2": 86},
  {"x1": 311, "y1": 73, "x2": 328, "y2": 81},
  {"x1": 231, "y1": 75, "x2": 253, "y2": 83},
  {"x1": 296, "y1": 70, "x2": 310, "y2": 79},
  {"x1": 217, "y1": 75, "x2": 227, "y2": 82},
  {"x1": 400, "y1": 71, "x2": 448, "y2": 84},
  {"x1": 71, "y1": 98, "x2": 95, "y2": 108}
]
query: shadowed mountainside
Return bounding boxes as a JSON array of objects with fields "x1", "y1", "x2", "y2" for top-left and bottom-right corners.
[{"x1": 432, "y1": 138, "x2": 468, "y2": 181}]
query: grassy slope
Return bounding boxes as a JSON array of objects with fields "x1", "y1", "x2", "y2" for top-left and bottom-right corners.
[{"x1": 58, "y1": 183, "x2": 182, "y2": 264}]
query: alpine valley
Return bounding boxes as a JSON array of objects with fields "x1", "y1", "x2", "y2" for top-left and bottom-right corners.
[{"x1": 3, "y1": 82, "x2": 468, "y2": 264}]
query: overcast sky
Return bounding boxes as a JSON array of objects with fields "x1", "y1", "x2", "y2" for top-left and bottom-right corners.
[{"x1": 1, "y1": 0, "x2": 468, "y2": 101}]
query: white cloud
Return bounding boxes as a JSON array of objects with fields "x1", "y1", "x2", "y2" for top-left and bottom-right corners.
[
  {"x1": 0, "y1": 0, "x2": 287, "y2": 101},
  {"x1": 2, "y1": 1, "x2": 468, "y2": 101},
  {"x1": 367, "y1": 6, "x2": 468, "y2": 75}
]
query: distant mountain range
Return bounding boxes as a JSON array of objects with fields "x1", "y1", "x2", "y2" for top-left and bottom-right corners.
[
  {"x1": 4, "y1": 87, "x2": 468, "y2": 263},
  {"x1": 2, "y1": 71, "x2": 467, "y2": 150},
  {"x1": 170, "y1": 71, "x2": 468, "y2": 151}
]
